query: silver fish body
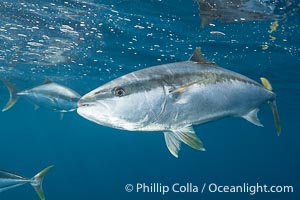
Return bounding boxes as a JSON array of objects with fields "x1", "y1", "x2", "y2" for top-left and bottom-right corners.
[
  {"x1": 2, "y1": 80, "x2": 81, "y2": 112},
  {"x1": 18, "y1": 82, "x2": 81, "y2": 112},
  {"x1": 77, "y1": 48, "x2": 281, "y2": 157},
  {"x1": 0, "y1": 170, "x2": 31, "y2": 192}
]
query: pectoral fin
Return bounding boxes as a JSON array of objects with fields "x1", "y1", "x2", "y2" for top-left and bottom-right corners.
[
  {"x1": 169, "y1": 77, "x2": 210, "y2": 94},
  {"x1": 242, "y1": 108, "x2": 263, "y2": 127},
  {"x1": 169, "y1": 82, "x2": 197, "y2": 94}
]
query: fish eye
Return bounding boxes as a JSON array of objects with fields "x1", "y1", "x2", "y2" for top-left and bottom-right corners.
[{"x1": 114, "y1": 87, "x2": 126, "y2": 97}]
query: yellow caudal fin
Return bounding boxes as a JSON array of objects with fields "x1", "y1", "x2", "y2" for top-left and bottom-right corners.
[
  {"x1": 1, "y1": 80, "x2": 18, "y2": 112},
  {"x1": 269, "y1": 100, "x2": 281, "y2": 136},
  {"x1": 260, "y1": 77, "x2": 281, "y2": 136},
  {"x1": 31, "y1": 165, "x2": 54, "y2": 200}
]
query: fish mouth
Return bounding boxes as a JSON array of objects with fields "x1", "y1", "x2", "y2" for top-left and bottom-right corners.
[
  {"x1": 77, "y1": 93, "x2": 111, "y2": 111},
  {"x1": 78, "y1": 102, "x2": 93, "y2": 107},
  {"x1": 77, "y1": 98, "x2": 95, "y2": 108}
]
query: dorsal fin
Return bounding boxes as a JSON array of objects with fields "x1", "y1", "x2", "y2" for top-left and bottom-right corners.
[
  {"x1": 189, "y1": 47, "x2": 214, "y2": 64},
  {"x1": 43, "y1": 77, "x2": 52, "y2": 84}
]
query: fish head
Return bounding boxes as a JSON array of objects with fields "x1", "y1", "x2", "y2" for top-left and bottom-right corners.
[{"x1": 77, "y1": 74, "x2": 166, "y2": 130}]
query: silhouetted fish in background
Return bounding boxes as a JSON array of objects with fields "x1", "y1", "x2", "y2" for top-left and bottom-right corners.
[
  {"x1": 0, "y1": 165, "x2": 53, "y2": 200},
  {"x1": 1, "y1": 79, "x2": 81, "y2": 115},
  {"x1": 196, "y1": 0, "x2": 277, "y2": 26},
  {"x1": 77, "y1": 48, "x2": 281, "y2": 158}
]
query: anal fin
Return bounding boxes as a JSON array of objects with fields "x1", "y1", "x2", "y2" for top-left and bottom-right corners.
[
  {"x1": 242, "y1": 108, "x2": 263, "y2": 127},
  {"x1": 172, "y1": 126, "x2": 205, "y2": 151},
  {"x1": 164, "y1": 126, "x2": 205, "y2": 158},
  {"x1": 164, "y1": 132, "x2": 181, "y2": 158}
]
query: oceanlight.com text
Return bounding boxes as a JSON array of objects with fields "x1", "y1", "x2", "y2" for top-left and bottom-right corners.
[
  {"x1": 207, "y1": 182, "x2": 294, "y2": 195},
  {"x1": 124, "y1": 182, "x2": 294, "y2": 196}
]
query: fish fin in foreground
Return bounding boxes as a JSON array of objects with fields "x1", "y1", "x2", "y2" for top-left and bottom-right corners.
[
  {"x1": 31, "y1": 165, "x2": 54, "y2": 200},
  {"x1": 164, "y1": 126, "x2": 205, "y2": 157},
  {"x1": 189, "y1": 47, "x2": 215, "y2": 64},
  {"x1": 1, "y1": 80, "x2": 19, "y2": 112},
  {"x1": 242, "y1": 108, "x2": 263, "y2": 127},
  {"x1": 260, "y1": 77, "x2": 281, "y2": 135}
]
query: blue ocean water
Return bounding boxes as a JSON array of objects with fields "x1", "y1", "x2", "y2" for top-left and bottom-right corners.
[{"x1": 0, "y1": 0, "x2": 299, "y2": 199}]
